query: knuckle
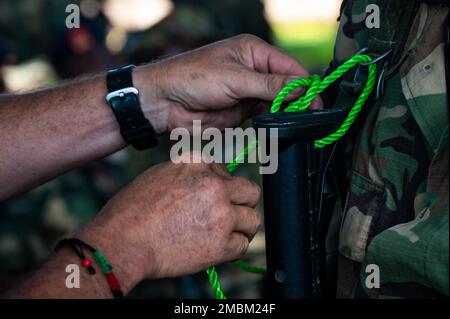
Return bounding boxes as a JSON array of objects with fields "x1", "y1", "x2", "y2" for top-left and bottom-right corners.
[
  {"x1": 202, "y1": 194, "x2": 232, "y2": 230},
  {"x1": 237, "y1": 239, "x2": 249, "y2": 257},
  {"x1": 239, "y1": 177, "x2": 261, "y2": 203},
  {"x1": 235, "y1": 33, "x2": 257, "y2": 42},
  {"x1": 202, "y1": 174, "x2": 226, "y2": 194},
  {"x1": 234, "y1": 33, "x2": 261, "y2": 49},
  {"x1": 264, "y1": 73, "x2": 281, "y2": 94},
  {"x1": 213, "y1": 205, "x2": 233, "y2": 227}
]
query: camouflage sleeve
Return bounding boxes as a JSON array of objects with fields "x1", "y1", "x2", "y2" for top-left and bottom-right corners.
[
  {"x1": 327, "y1": 1, "x2": 449, "y2": 298},
  {"x1": 364, "y1": 141, "x2": 449, "y2": 297},
  {"x1": 362, "y1": 3, "x2": 449, "y2": 297},
  {"x1": 348, "y1": 3, "x2": 448, "y2": 298}
]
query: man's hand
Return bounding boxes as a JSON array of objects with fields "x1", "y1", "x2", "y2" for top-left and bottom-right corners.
[
  {"x1": 78, "y1": 152, "x2": 261, "y2": 292},
  {"x1": 134, "y1": 34, "x2": 322, "y2": 133},
  {"x1": 8, "y1": 153, "x2": 261, "y2": 298},
  {"x1": 0, "y1": 33, "x2": 320, "y2": 202}
]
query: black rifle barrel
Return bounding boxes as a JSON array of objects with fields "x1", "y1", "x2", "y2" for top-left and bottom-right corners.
[{"x1": 253, "y1": 109, "x2": 344, "y2": 299}]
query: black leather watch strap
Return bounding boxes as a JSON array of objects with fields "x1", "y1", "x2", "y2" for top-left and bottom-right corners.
[
  {"x1": 107, "y1": 65, "x2": 134, "y2": 92},
  {"x1": 106, "y1": 65, "x2": 158, "y2": 150}
]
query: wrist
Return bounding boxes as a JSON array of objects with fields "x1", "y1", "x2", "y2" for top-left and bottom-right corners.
[
  {"x1": 53, "y1": 246, "x2": 113, "y2": 298},
  {"x1": 76, "y1": 226, "x2": 147, "y2": 295},
  {"x1": 133, "y1": 64, "x2": 171, "y2": 134}
]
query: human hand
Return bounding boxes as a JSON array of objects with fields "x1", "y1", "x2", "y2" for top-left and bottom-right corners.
[
  {"x1": 78, "y1": 152, "x2": 261, "y2": 293},
  {"x1": 134, "y1": 34, "x2": 323, "y2": 134}
]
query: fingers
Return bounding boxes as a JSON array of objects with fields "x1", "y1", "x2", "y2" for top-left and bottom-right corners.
[
  {"x1": 209, "y1": 162, "x2": 231, "y2": 178},
  {"x1": 198, "y1": 101, "x2": 258, "y2": 130},
  {"x1": 228, "y1": 70, "x2": 293, "y2": 101},
  {"x1": 225, "y1": 232, "x2": 250, "y2": 261},
  {"x1": 209, "y1": 165, "x2": 261, "y2": 207},
  {"x1": 228, "y1": 35, "x2": 314, "y2": 103},
  {"x1": 250, "y1": 39, "x2": 310, "y2": 78},
  {"x1": 230, "y1": 71, "x2": 323, "y2": 109},
  {"x1": 309, "y1": 96, "x2": 325, "y2": 110},
  {"x1": 232, "y1": 205, "x2": 261, "y2": 240},
  {"x1": 226, "y1": 176, "x2": 261, "y2": 207},
  {"x1": 230, "y1": 69, "x2": 313, "y2": 103},
  {"x1": 234, "y1": 34, "x2": 310, "y2": 77}
]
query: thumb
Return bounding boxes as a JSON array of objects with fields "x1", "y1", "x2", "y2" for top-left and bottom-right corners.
[
  {"x1": 231, "y1": 70, "x2": 298, "y2": 102},
  {"x1": 232, "y1": 70, "x2": 312, "y2": 103}
]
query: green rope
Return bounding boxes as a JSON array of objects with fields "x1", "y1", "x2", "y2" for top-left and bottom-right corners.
[
  {"x1": 271, "y1": 54, "x2": 377, "y2": 148},
  {"x1": 205, "y1": 53, "x2": 377, "y2": 299},
  {"x1": 226, "y1": 139, "x2": 259, "y2": 173},
  {"x1": 206, "y1": 267, "x2": 226, "y2": 299},
  {"x1": 232, "y1": 260, "x2": 267, "y2": 274}
]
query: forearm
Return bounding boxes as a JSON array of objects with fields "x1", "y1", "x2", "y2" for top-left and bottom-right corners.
[
  {"x1": 0, "y1": 66, "x2": 167, "y2": 201},
  {"x1": 5, "y1": 225, "x2": 145, "y2": 299},
  {"x1": 6, "y1": 249, "x2": 114, "y2": 299},
  {"x1": 0, "y1": 34, "x2": 315, "y2": 201}
]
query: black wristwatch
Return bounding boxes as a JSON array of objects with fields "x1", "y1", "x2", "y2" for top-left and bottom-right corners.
[{"x1": 106, "y1": 65, "x2": 159, "y2": 150}]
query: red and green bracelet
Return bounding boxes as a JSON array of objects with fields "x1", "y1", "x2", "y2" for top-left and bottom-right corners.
[
  {"x1": 55, "y1": 238, "x2": 124, "y2": 299},
  {"x1": 92, "y1": 250, "x2": 124, "y2": 299}
]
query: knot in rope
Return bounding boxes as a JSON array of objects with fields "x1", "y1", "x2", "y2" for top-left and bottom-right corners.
[{"x1": 206, "y1": 53, "x2": 378, "y2": 299}]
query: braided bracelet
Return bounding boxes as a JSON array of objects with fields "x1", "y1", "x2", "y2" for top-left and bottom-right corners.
[{"x1": 55, "y1": 238, "x2": 124, "y2": 299}]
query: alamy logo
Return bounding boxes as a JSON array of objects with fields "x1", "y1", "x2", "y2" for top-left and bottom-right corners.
[
  {"x1": 365, "y1": 4, "x2": 380, "y2": 29},
  {"x1": 65, "y1": 264, "x2": 80, "y2": 288},
  {"x1": 170, "y1": 120, "x2": 279, "y2": 174},
  {"x1": 365, "y1": 264, "x2": 380, "y2": 289},
  {"x1": 65, "y1": 4, "x2": 80, "y2": 29}
]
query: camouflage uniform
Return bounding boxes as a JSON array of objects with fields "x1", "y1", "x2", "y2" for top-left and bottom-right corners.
[{"x1": 324, "y1": 0, "x2": 449, "y2": 298}]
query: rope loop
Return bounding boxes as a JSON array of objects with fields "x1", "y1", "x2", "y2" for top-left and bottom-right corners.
[
  {"x1": 270, "y1": 54, "x2": 377, "y2": 148},
  {"x1": 206, "y1": 53, "x2": 378, "y2": 299}
]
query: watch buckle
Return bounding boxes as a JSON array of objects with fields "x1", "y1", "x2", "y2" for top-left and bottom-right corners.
[{"x1": 106, "y1": 87, "x2": 139, "y2": 103}]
